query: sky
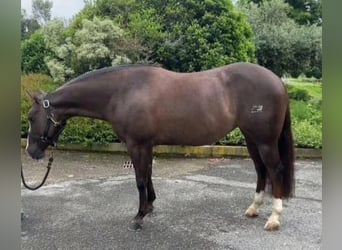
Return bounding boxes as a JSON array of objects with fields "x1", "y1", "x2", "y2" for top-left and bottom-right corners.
[{"x1": 21, "y1": 0, "x2": 85, "y2": 20}]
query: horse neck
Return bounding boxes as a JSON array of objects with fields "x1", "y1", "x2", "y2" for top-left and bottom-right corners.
[{"x1": 50, "y1": 83, "x2": 111, "y2": 121}]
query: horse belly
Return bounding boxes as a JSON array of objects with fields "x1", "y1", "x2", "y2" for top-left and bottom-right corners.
[
  {"x1": 152, "y1": 86, "x2": 236, "y2": 145},
  {"x1": 154, "y1": 113, "x2": 236, "y2": 146}
]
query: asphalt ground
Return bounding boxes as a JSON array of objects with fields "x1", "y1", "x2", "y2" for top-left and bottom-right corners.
[{"x1": 21, "y1": 150, "x2": 322, "y2": 250}]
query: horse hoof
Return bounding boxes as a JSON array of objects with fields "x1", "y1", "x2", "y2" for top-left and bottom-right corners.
[
  {"x1": 245, "y1": 207, "x2": 259, "y2": 217},
  {"x1": 128, "y1": 222, "x2": 143, "y2": 232},
  {"x1": 264, "y1": 220, "x2": 280, "y2": 231}
]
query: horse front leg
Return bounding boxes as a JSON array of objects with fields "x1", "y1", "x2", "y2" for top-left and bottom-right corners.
[{"x1": 127, "y1": 142, "x2": 153, "y2": 231}]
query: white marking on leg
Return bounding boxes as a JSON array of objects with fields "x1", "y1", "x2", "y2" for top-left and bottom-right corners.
[
  {"x1": 25, "y1": 122, "x2": 31, "y2": 150},
  {"x1": 264, "y1": 198, "x2": 282, "y2": 230},
  {"x1": 245, "y1": 191, "x2": 264, "y2": 217}
]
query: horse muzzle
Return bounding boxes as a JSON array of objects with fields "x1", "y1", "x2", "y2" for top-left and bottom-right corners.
[{"x1": 26, "y1": 146, "x2": 46, "y2": 160}]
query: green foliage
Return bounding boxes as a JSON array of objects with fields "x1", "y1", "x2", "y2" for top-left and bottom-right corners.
[
  {"x1": 127, "y1": 7, "x2": 165, "y2": 63},
  {"x1": 136, "y1": 0, "x2": 256, "y2": 72},
  {"x1": 69, "y1": 0, "x2": 144, "y2": 63},
  {"x1": 239, "y1": 0, "x2": 321, "y2": 78},
  {"x1": 73, "y1": 17, "x2": 128, "y2": 72},
  {"x1": 21, "y1": 9, "x2": 41, "y2": 40},
  {"x1": 285, "y1": 0, "x2": 322, "y2": 26},
  {"x1": 292, "y1": 119, "x2": 322, "y2": 148},
  {"x1": 291, "y1": 100, "x2": 322, "y2": 149},
  {"x1": 240, "y1": 0, "x2": 322, "y2": 26},
  {"x1": 291, "y1": 101, "x2": 321, "y2": 124},
  {"x1": 286, "y1": 80, "x2": 322, "y2": 103},
  {"x1": 41, "y1": 17, "x2": 128, "y2": 83},
  {"x1": 21, "y1": 31, "x2": 51, "y2": 74},
  {"x1": 287, "y1": 81, "x2": 322, "y2": 148},
  {"x1": 286, "y1": 85, "x2": 310, "y2": 102},
  {"x1": 219, "y1": 128, "x2": 246, "y2": 145},
  {"x1": 73, "y1": 0, "x2": 256, "y2": 71},
  {"x1": 59, "y1": 118, "x2": 117, "y2": 145},
  {"x1": 42, "y1": 19, "x2": 75, "y2": 83}
]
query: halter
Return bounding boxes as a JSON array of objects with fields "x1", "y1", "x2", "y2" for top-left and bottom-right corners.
[
  {"x1": 29, "y1": 98, "x2": 66, "y2": 147},
  {"x1": 22, "y1": 98, "x2": 66, "y2": 190}
]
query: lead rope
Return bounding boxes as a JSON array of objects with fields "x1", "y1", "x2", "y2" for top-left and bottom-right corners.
[{"x1": 21, "y1": 149, "x2": 54, "y2": 190}]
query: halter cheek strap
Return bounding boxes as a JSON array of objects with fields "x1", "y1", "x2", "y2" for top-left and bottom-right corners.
[{"x1": 41, "y1": 99, "x2": 66, "y2": 147}]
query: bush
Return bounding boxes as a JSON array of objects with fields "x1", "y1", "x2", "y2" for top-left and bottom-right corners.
[
  {"x1": 289, "y1": 91, "x2": 322, "y2": 148},
  {"x1": 286, "y1": 85, "x2": 310, "y2": 102},
  {"x1": 59, "y1": 118, "x2": 118, "y2": 145},
  {"x1": 292, "y1": 119, "x2": 322, "y2": 148},
  {"x1": 218, "y1": 128, "x2": 246, "y2": 146}
]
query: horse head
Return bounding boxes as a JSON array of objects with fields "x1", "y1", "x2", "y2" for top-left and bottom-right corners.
[{"x1": 25, "y1": 91, "x2": 66, "y2": 160}]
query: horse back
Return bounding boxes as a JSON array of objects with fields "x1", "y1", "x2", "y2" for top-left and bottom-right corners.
[{"x1": 110, "y1": 63, "x2": 288, "y2": 145}]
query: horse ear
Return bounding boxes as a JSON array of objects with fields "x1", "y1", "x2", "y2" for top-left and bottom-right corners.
[
  {"x1": 39, "y1": 89, "x2": 47, "y2": 96},
  {"x1": 26, "y1": 90, "x2": 40, "y2": 104}
]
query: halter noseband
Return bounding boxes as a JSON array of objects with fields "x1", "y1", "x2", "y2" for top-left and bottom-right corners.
[{"x1": 29, "y1": 98, "x2": 66, "y2": 147}]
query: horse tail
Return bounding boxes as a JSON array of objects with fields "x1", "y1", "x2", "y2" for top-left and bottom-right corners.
[{"x1": 278, "y1": 104, "x2": 295, "y2": 198}]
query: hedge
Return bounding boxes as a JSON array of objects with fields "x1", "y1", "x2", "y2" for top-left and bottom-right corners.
[{"x1": 21, "y1": 74, "x2": 322, "y2": 148}]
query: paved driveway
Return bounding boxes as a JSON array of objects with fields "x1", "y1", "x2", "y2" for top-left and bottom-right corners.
[{"x1": 21, "y1": 150, "x2": 322, "y2": 249}]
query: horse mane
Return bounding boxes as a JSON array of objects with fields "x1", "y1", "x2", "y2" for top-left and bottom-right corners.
[{"x1": 64, "y1": 64, "x2": 155, "y2": 86}]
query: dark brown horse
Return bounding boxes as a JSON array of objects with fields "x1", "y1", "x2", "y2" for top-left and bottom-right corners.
[{"x1": 25, "y1": 62, "x2": 294, "y2": 231}]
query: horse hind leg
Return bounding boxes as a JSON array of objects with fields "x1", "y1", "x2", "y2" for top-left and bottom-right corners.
[
  {"x1": 257, "y1": 142, "x2": 284, "y2": 231},
  {"x1": 244, "y1": 137, "x2": 267, "y2": 217}
]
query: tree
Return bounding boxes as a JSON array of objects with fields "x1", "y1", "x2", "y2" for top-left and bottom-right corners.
[
  {"x1": 239, "y1": 0, "x2": 321, "y2": 77},
  {"x1": 134, "y1": 0, "x2": 256, "y2": 72},
  {"x1": 21, "y1": 31, "x2": 51, "y2": 74},
  {"x1": 69, "y1": 0, "x2": 147, "y2": 63},
  {"x1": 32, "y1": 0, "x2": 53, "y2": 25},
  {"x1": 73, "y1": 17, "x2": 129, "y2": 73},
  {"x1": 127, "y1": 7, "x2": 165, "y2": 63},
  {"x1": 238, "y1": 0, "x2": 322, "y2": 26},
  {"x1": 285, "y1": 0, "x2": 322, "y2": 25},
  {"x1": 70, "y1": 0, "x2": 136, "y2": 33},
  {"x1": 21, "y1": 9, "x2": 40, "y2": 40},
  {"x1": 71, "y1": 0, "x2": 255, "y2": 72},
  {"x1": 21, "y1": 0, "x2": 53, "y2": 40},
  {"x1": 42, "y1": 19, "x2": 74, "y2": 82},
  {"x1": 42, "y1": 17, "x2": 130, "y2": 83}
]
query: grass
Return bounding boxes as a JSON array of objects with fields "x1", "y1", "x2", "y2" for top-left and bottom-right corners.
[
  {"x1": 285, "y1": 78, "x2": 322, "y2": 148},
  {"x1": 285, "y1": 78, "x2": 322, "y2": 100}
]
